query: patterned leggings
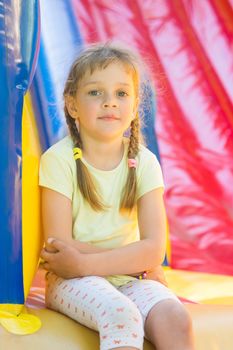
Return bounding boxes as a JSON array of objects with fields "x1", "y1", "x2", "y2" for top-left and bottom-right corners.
[{"x1": 45, "y1": 273, "x2": 180, "y2": 350}]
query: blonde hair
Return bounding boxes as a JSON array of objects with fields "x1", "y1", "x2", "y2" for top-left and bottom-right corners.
[{"x1": 64, "y1": 42, "x2": 145, "y2": 211}]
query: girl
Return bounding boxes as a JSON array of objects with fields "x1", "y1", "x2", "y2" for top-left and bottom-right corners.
[{"x1": 40, "y1": 43, "x2": 194, "y2": 350}]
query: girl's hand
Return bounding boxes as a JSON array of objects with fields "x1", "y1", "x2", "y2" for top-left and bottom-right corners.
[
  {"x1": 41, "y1": 238, "x2": 85, "y2": 279},
  {"x1": 146, "y1": 266, "x2": 168, "y2": 286},
  {"x1": 129, "y1": 266, "x2": 168, "y2": 286}
]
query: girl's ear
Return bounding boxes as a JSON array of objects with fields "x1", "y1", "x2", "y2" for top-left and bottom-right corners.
[{"x1": 65, "y1": 95, "x2": 78, "y2": 119}]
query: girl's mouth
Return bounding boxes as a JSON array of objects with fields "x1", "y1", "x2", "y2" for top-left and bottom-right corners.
[{"x1": 99, "y1": 115, "x2": 119, "y2": 121}]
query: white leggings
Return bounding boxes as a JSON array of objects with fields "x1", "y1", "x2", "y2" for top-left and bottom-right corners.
[{"x1": 45, "y1": 273, "x2": 180, "y2": 350}]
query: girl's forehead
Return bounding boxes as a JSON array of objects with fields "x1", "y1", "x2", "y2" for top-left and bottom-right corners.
[{"x1": 80, "y1": 62, "x2": 135, "y2": 83}]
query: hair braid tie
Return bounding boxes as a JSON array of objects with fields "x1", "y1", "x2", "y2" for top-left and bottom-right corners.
[
  {"x1": 128, "y1": 159, "x2": 137, "y2": 168},
  {"x1": 73, "y1": 147, "x2": 82, "y2": 160}
]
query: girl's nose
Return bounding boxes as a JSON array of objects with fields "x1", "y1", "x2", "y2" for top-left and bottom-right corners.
[
  {"x1": 103, "y1": 102, "x2": 117, "y2": 108},
  {"x1": 102, "y1": 94, "x2": 118, "y2": 108}
]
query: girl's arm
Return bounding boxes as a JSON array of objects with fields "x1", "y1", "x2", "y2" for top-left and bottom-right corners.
[
  {"x1": 83, "y1": 187, "x2": 167, "y2": 276},
  {"x1": 41, "y1": 187, "x2": 109, "y2": 254},
  {"x1": 41, "y1": 186, "x2": 167, "y2": 278}
]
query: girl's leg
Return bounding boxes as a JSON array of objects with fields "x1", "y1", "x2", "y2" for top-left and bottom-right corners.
[
  {"x1": 119, "y1": 279, "x2": 195, "y2": 350},
  {"x1": 45, "y1": 273, "x2": 144, "y2": 350},
  {"x1": 144, "y1": 299, "x2": 194, "y2": 350}
]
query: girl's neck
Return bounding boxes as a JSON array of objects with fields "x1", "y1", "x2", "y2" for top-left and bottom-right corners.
[{"x1": 81, "y1": 137, "x2": 125, "y2": 171}]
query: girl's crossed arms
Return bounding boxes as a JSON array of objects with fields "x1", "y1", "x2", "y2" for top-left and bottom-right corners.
[{"x1": 41, "y1": 186, "x2": 167, "y2": 284}]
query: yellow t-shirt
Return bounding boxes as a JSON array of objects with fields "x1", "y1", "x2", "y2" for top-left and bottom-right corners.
[{"x1": 39, "y1": 135, "x2": 164, "y2": 286}]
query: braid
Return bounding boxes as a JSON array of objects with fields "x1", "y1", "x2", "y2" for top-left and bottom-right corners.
[
  {"x1": 65, "y1": 108, "x2": 82, "y2": 148},
  {"x1": 65, "y1": 108, "x2": 106, "y2": 211},
  {"x1": 120, "y1": 114, "x2": 140, "y2": 211},
  {"x1": 128, "y1": 116, "x2": 139, "y2": 158}
]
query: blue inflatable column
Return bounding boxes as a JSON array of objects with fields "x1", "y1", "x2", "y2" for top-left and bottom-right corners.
[{"x1": 0, "y1": 0, "x2": 40, "y2": 310}]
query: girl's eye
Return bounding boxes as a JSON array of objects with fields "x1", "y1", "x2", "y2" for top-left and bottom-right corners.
[
  {"x1": 88, "y1": 90, "x2": 102, "y2": 96},
  {"x1": 117, "y1": 91, "x2": 128, "y2": 97}
]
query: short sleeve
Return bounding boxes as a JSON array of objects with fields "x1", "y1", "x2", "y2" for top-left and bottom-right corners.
[
  {"x1": 137, "y1": 149, "x2": 164, "y2": 199},
  {"x1": 39, "y1": 150, "x2": 73, "y2": 200}
]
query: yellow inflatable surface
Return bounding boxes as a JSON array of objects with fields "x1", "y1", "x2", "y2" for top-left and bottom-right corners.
[
  {"x1": 165, "y1": 269, "x2": 233, "y2": 305},
  {"x1": 22, "y1": 94, "x2": 43, "y2": 300},
  {"x1": 1, "y1": 304, "x2": 233, "y2": 350}
]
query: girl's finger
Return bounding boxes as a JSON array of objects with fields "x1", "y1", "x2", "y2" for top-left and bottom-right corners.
[
  {"x1": 42, "y1": 262, "x2": 50, "y2": 271},
  {"x1": 40, "y1": 248, "x2": 51, "y2": 261}
]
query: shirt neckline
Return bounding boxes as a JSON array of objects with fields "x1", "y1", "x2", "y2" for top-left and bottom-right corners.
[{"x1": 79, "y1": 138, "x2": 128, "y2": 175}]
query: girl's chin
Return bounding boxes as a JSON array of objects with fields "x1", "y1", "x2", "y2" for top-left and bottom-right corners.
[{"x1": 79, "y1": 128, "x2": 126, "y2": 142}]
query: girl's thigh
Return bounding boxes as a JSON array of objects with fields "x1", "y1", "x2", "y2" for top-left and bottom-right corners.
[
  {"x1": 118, "y1": 279, "x2": 181, "y2": 324},
  {"x1": 46, "y1": 272, "x2": 118, "y2": 330},
  {"x1": 45, "y1": 273, "x2": 144, "y2": 349}
]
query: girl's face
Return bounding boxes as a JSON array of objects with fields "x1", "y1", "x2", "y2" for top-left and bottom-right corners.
[{"x1": 67, "y1": 62, "x2": 138, "y2": 143}]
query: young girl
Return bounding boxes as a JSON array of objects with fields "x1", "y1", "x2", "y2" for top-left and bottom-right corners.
[{"x1": 40, "y1": 43, "x2": 194, "y2": 350}]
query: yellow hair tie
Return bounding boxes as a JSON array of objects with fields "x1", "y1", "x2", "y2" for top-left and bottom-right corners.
[{"x1": 73, "y1": 147, "x2": 82, "y2": 160}]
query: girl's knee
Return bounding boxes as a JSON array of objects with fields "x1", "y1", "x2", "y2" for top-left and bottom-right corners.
[
  {"x1": 167, "y1": 301, "x2": 193, "y2": 333},
  {"x1": 150, "y1": 299, "x2": 193, "y2": 333},
  {"x1": 145, "y1": 300, "x2": 195, "y2": 349}
]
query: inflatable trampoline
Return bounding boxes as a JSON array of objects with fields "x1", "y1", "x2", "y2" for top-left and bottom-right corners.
[{"x1": 1, "y1": 1, "x2": 233, "y2": 349}]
